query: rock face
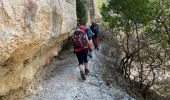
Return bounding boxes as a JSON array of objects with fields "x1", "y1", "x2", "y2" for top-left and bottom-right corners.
[
  {"x1": 82, "y1": 0, "x2": 95, "y2": 24},
  {"x1": 0, "y1": 0, "x2": 76, "y2": 98}
]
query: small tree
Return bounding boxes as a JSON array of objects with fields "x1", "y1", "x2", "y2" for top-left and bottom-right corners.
[{"x1": 101, "y1": 0, "x2": 168, "y2": 97}]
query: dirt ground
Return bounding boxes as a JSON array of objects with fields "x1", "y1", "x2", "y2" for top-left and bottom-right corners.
[{"x1": 24, "y1": 42, "x2": 134, "y2": 100}]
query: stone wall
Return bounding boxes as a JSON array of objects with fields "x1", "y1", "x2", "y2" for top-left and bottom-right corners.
[{"x1": 0, "y1": 0, "x2": 77, "y2": 99}]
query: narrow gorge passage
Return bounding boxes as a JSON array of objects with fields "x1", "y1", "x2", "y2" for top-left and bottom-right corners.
[{"x1": 25, "y1": 42, "x2": 134, "y2": 100}]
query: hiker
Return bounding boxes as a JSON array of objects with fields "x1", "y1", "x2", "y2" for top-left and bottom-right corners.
[
  {"x1": 90, "y1": 20, "x2": 100, "y2": 50},
  {"x1": 85, "y1": 26, "x2": 94, "y2": 58},
  {"x1": 72, "y1": 25, "x2": 90, "y2": 80}
]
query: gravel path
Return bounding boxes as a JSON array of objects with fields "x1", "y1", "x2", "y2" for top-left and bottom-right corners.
[{"x1": 25, "y1": 45, "x2": 134, "y2": 100}]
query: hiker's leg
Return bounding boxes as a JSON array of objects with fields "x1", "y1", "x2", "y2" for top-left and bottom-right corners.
[
  {"x1": 79, "y1": 64, "x2": 84, "y2": 71},
  {"x1": 83, "y1": 48, "x2": 90, "y2": 74},
  {"x1": 82, "y1": 48, "x2": 88, "y2": 68},
  {"x1": 96, "y1": 36, "x2": 99, "y2": 49},
  {"x1": 94, "y1": 36, "x2": 98, "y2": 49},
  {"x1": 92, "y1": 35, "x2": 95, "y2": 47},
  {"x1": 89, "y1": 39, "x2": 93, "y2": 50},
  {"x1": 84, "y1": 63, "x2": 88, "y2": 69},
  {"x1": 76, "y1": 51, "x2": 85, "y2": 71},
  {"x1": 84, "y1": 62, "x2": 89, "y2": 75},
  {"x1": 88, "y1": 49, "x2": 92, "y2": 57},
  {"x1": 76, "y1": 50, "x2": 86, "y2": 80},
  {"x1": 88, "y1": 40, "x2": 93, "y2": 58}
]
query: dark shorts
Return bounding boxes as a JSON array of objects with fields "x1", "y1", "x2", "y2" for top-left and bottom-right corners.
[{"x1": 76, "y1": 48, "x2": 88, "y2": 65}]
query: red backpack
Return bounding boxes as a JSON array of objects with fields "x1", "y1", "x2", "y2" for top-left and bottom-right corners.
[{"x1": 72, "y1": 29, "x2": 88, "y2": 49}]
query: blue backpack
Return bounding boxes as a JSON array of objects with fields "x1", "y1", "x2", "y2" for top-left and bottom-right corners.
[{"x1": 85, "y1": 27, "x2": 92, "y2": 40}]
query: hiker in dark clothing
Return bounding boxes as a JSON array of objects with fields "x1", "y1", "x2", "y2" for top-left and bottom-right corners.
[
  {"x1": 85, "y1": 26, "x2": 94, "y2": 58},
  {"x1": 72, "y1": 25, "x2": 90, "y2": 80},
  {"x1": 90, "y1": 20, "x2": 100, "y2": 50}
]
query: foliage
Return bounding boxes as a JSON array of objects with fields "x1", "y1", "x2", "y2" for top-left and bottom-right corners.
[
  {"x1": 153, "y1": 0, "x2": 170, "y2": 46},
  {"x1": 76, "y1": 0, "x2": 87, "y2": 25},
  {"x1": 101, "y1": 0, "x2": 169, "y2": 97},
  {"x1": 95, "y1": 0, "x2": 107, "y2": 9}
]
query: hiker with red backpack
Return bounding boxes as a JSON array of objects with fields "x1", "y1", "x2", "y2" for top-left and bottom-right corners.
[
  {"x1": 90, "y1": 20, "x2": 100, "y2": 50},
  {"x1": 72, "y1": 25, "x2": 90, "y2": 80}
]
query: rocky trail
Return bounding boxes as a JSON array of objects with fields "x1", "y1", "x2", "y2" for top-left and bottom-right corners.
[{"x1": 25, "y1": 43, "x2": 134, "y2": 100}]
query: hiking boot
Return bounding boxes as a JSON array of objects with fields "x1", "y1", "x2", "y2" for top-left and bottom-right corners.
[
  {"x1": 96, "y1": 47, "x2": 99, "y2": 50},
  {"x1": 89, "y1": 55, "x2": 92, "y2": 58},
  {"x1": 80, "y1": 71, "x2": 86, "y2": 80},
  {"x1": 94, "y1": 47, "x2": 99, "y2": 50},
  {"x1": 85, "y1": 69, "x2": 90, "y2": 75}
]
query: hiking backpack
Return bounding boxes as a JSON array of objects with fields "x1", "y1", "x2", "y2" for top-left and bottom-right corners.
[
  {"x1": 72, "y1": 30, "x2": 88, "y2": 49},
  {"x1": 91, "y1": 23, "x2": 99, "y2": 35},
  {"x1": 85, "y1": 27, "x2": 93, "y2": 40}
]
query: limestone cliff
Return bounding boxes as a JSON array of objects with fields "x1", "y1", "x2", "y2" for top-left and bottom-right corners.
[
  {"x1": 82, "y1": 0, "x2": 95, "y2": 24},
  {"x1": 89, "y1": 0, "x2": 105, "y2": 21},
  {"x1": 82, "y1": 0, "x2": 101, "y2": 24},
  {"x1": 0, "y1": 0, "x2": 76, "y2": 99}
]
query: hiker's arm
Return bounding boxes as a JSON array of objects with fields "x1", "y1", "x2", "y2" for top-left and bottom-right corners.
[{"x1": 85, "y1": 34, "x2": 90, "y2": 44}]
